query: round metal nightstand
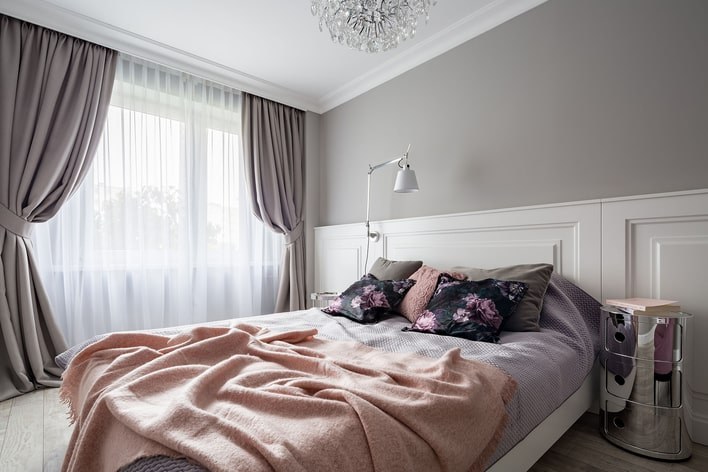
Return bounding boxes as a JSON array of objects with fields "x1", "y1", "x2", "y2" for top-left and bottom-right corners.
[{"x1": 599, "y1": 305, "x2": 693, "y2": 460}]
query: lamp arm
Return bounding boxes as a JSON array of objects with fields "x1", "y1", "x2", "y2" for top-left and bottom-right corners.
[
  {"x1": 366, "y1": 155, "x2": 406, "y2": 240},
  {"x1": 366, "y1": 155, "x2": 403, "y2": 231},
  {"x1": 364, "y1": 145, "x2": 413, "y2": 274},
  {"x1": 365, "y1": 145, "x2": 412, "y2": 237},
  {"x1": 368, "y1": 155, "x2": 404, "y2": 174},
  {"x1": 367, "y1": 144, "x2": 411, "y2": 174}
]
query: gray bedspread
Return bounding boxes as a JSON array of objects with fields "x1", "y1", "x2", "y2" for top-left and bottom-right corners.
[{"x1": 58, "y1": 273, "x2": 601, "y2": 471}]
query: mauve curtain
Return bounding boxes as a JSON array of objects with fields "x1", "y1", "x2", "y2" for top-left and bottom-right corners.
[
  {"x1": 242, "y1": 93, "x2": 306, "y2": 312},
  {"x1": 0, "y1": 15, "x2": 117, "y2": 401}
]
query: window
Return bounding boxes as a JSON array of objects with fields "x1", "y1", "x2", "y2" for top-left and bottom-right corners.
[{"x1": 34, "y1": 56, "x2": 282, "y2": 345}]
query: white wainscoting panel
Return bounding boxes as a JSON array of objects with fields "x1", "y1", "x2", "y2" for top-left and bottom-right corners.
[
  {"x1": 602, "y1": 189, "x2": 708, "y2": 445},
  {"x1": 314, "y1": 224, "x2": 374, "y2": 294},
  {"x1": 315, "y1": 201, "x2": 602, "y2": 300},
  {"x1": 315, "y1": 189, "x2": 708, "y2": 447}
]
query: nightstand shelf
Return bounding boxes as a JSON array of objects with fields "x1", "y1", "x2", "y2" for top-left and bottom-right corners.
[
  {"x1": 310, "y1": 292, "x2": 338, "y2": 309},
  {"x1": 599, "y1": 305, "x2": 693, "y2": 460}
]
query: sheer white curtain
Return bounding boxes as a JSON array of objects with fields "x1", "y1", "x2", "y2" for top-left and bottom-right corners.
[{"x1": 33, "y1": 56, "x2": 282, "y2": 346}]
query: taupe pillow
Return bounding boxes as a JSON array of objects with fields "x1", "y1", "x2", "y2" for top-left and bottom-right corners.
[
  {"x1": 452, "y1": 263, "x2": 554, "y2": 332},
  {"x1": 368, "y1": 257, "x2": 423, "y2": 281}
]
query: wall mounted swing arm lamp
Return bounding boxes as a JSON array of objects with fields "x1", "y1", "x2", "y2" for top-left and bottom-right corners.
[{"x1": 363, "y1": 144, "x2": 419, "y2": 274}]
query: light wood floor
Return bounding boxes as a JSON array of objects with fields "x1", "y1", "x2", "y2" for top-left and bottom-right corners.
[
  {"x1": 531, "y1": 412, "x2": 708, "y2": 472},
  {"x1": 1, "y1": 388, "x2": 707, "y2": 471},
  {"x1": 0, "y1": 389, "x2": 72, "y2": 472}
]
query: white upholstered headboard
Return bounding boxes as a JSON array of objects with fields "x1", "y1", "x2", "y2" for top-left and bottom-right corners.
[{"x1": 314, "y1": 188, "x2": 708, "y2": 445}]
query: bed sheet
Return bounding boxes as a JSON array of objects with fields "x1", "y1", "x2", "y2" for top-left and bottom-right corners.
[{"x1": 56, "y1": 273, "x2": 600, "y2": 469}]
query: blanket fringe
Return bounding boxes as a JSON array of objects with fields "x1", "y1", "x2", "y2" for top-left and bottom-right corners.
[{"x1": 58, "y1": 384, "x2": 78, "y2": 425}]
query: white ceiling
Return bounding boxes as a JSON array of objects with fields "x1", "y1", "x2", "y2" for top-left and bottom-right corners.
[{"x1": 0, "y1": 0, "x2": 546, "y2": 112}]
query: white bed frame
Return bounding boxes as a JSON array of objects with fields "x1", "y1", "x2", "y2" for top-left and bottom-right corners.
[{"x1": 314, "y1": 188, "x2": 708, "y2": 470}]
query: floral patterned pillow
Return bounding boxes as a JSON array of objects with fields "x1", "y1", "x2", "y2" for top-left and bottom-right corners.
[
  {"x1": 322, "y1": 274, "x2": 415, "y2": 324},
  {"x1": 404, "y1": 275, "x2": 528, "y2": 343}
]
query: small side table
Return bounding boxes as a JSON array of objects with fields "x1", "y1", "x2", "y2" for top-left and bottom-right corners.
[
  {"x1": 310, "y1": 292, "x2": 338, "y2": 309},
  {"x1": 599, "y1": 305, "x2": 692, "y2": 460}
]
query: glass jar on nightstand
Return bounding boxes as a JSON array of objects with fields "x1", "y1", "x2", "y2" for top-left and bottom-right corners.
[
  {"x1": 310, "y1": 292, "x2": 338, "y2": 309},
  {"x1": 599, "y1": 305, "x2": 693, "y2": 460}
]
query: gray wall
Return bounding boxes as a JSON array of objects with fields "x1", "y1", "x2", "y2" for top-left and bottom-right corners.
[{"x1": 320, "y1": 0, "x2": 708, "y2": 226}]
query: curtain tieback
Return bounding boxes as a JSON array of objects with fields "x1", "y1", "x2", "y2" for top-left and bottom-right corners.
[
  {"x1": 284, "y1": 221, "x2": 304, "y2": 246},
  {"x1": 0, "y1": 203, "x2": 33, "y2": 238}
]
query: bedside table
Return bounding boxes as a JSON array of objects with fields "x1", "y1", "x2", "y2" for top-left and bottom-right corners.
[
  {"x1": 599, "y1": 305, "x2": 693, "y2": 460},
  {"x1": 310, "y1": 292, "x2": 338, "y2": 309}
]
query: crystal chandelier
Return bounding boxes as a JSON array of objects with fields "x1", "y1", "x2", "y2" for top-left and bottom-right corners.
[{"x1": 311, "y1": 0, "x2": 436, "y2": 53}]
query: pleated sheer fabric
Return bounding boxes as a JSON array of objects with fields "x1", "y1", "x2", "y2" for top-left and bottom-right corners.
[
  {"x1": 0, "y1": 15, "x2": 117, "y2": 401},
  {"x1": 242, "y1": 93, "x2": 306, "y2": 312},
  {"x1": 33, "y1": 56, "x2": 283, "y2": 347}
]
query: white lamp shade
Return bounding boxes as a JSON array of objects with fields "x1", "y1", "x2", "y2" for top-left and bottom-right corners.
[{"x1": 393, "y1": 167, "x2": 419, "y2": 193}]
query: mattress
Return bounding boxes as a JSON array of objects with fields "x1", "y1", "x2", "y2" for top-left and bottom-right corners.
[{"x1": 57, "y1": 273, "x2": 601, "y2": 470}]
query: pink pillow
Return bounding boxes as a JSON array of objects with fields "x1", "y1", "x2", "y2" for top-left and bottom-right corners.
[{"x1": 398, "y1": 266, "x2": 466, "y2": 322}]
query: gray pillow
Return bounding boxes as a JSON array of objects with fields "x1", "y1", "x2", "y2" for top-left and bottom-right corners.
[
  {"x1": 452, "y1": 263, "x2": 554, "y2": 332},
  {"x1": 368, "y1": 257, "x2": 423, "y2": 281}
]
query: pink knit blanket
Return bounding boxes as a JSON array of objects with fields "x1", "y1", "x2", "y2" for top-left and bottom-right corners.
[{"x1": 60, "y1": 324, "x2": 516, "y2": 472}]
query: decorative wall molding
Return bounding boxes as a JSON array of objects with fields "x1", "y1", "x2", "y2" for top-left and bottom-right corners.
[
  {"x1": 602, "y1": 189, "x2": 708, "y2": 445},
  {"x1": 651, "y1": 235, "x2": 708, "y2": 297},
  {"x1": 317, "y1": 0, "x2": 549, "y2": 112},
  {"x1": 0, "y1": 0, "x2": 548, "y2": 113},
  {"x1": 0, "y1": 0, "x2": 316, "y2": 111},
  {"x1": 315, "y1": 199, "x2": 601, "y2": 298},
  {"x1": 316, "y1": 187, "x2": 708, "y2": 445}
]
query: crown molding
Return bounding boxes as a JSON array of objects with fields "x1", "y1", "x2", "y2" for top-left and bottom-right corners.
[
  {"x1": 315, "y1": 0, "x2": 548, "y2": 113},
  {"x1": 0, "y1": 0, "x2": 317, "y2": 112},
  {"x1": 1, "y1": 0, "x2": 547, "y2": 114}
]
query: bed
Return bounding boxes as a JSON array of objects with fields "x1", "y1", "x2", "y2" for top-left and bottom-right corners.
[
  {"x1": 56, "y1": 269, "x2": 600, "y2": 472},
  {"x1": 51, "y1": 188, "x2": 708, "y2": 470}
]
